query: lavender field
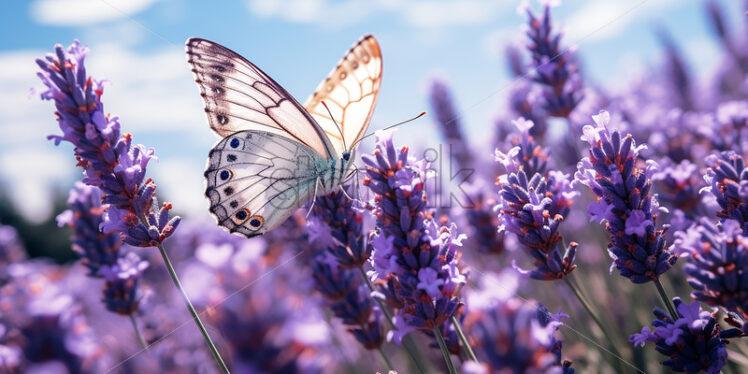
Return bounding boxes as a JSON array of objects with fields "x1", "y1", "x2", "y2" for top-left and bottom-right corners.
[{"x1": 3, "y1": 1, "x2": 748, "y2": 373}]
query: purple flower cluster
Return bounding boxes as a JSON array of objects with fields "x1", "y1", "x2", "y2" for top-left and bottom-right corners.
[
  {"x1": 652, "y1": 159, "x2": 702, "y2": 218},
  {"x1": 56, "y1": 182, "x2": 122, "y2": 276},
  {"x1": 495, "y1": 118, "x2": 550, "y2": 178},
  {"x1": 57, "y1": 182, "x2": 149, "y2": 316},
  {"x1": 495, "y1": 118, "x2": 578, "y2": 280},
  {"x1": 575, "y1": 111, "x2": 678, "y2": 283},
  {"x1": 674, "y1": 219, "x2": 748, "y2": 317},
  {"x1": 0, "y1": 224, "x2": 26, "y2": 280},
  {"x1": 36, "y1": 41, "x2": 180, "y2": 247},
  {"x1": 0, "y1": 262, "x2": 99, "y2": 373},
  {"x1": 462, "y1": 182, "x2": 505, "y2": 255},
  {"x1": 522, "y1": 3, "x2": 583, "y2": 118},
  {"x1": 363, "y1": 131, "x2": 467, "y2": 341},
  {"x1": 307, "y1": 189, "x2": 384, "y2": 350},
  {"x1": 630, "y1": 297, "x2": 740, "y2": 373},
  {"x1": 429, "y1": 79, "x2": 474, "y2": 173},
  {"x1": 162, "y1": 222, "x2": 329, "y2": 373},
  {"x1": 307, "y1": 188, "x2": 369, "y2": 268},
  {"x1": 702, "y1": 151, "x2": 748, "y2": 234},
  {"x1": 463, "y1": 274, "x2": 573, "y2": 373}
]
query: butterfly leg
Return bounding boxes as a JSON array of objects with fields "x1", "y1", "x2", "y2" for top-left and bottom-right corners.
[
  {"x1": 306, "y1": 177, "x2": 322, "y2": 219},
  {"x1": 340, "y1": 165, "x2": 367, "y2": 206}
]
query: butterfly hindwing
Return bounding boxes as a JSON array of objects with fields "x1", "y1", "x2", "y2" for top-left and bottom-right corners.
[
  {"x1": 186, "y1": 38, "x2": 336, "y2": 159},
  {"x1": 205, "y1": 130, "x2": 322, "y2": 237},
  {"x1": 304, "y1": 34, "x2": 383, "y2": 156}
]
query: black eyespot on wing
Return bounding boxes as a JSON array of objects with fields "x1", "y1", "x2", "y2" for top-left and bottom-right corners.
[
  {"x1": 229, "y1": 200, "x2": 238, "y2": 208},
  {"x1": 224, "y1": 186, "x2": 234, "y2": 195},
  {"x1": 217, "y1": 114, "x2": 228, "y2": 125},
  {"x1": 227, "y1": 154, "x2": 237, "y2": 162}
]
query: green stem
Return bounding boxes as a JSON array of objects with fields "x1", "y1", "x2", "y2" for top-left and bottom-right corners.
[
  {"x1": 450, "y1": 315, "x2": 477, "y2": 362},
  {"x1": 358, "y1": 266, "x2": 429, "y2": 374},
  {"x1": 157, "y1": 243, "x2": 230, "y2": 373},
  {"x1": 654, "y1": 279, "x2": 679, "y2": 320},
  {"x1": 564, "y1": 277, "x2": 625, "y2": 373},
  {"x1": 433, "y1": 327, "x2": 457, "y2": 374},
  {"x1": 128, "y1": 314, "x2": 147, "y2": 349},
  {"x1": 378, "y1": 346, "x2": 394, "y2": 370}
]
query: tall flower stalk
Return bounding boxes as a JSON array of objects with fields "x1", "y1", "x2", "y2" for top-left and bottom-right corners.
[
  {"x1": 575, "y1": 112, "x2": 678, "y2": 313},
  {"x1": 307, "y1": 189, "x2": 389, "y2": 367},
  {"x1": 36, "y1": 41, "x2": 228, "y2": 372},
  {"x1": 363, "y1": 130, "x2": 470, "y2": 372},
  {"x1": 496, "y1": 118, "x2": 624, "y2": 371},
  {"x1": 57, "y1": 182, "x2": 149, "y2": 347}
]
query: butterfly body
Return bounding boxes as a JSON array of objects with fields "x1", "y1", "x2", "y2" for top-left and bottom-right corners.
[{"x1": 188, "y1": 35, "x2": 382, "y2": 237}]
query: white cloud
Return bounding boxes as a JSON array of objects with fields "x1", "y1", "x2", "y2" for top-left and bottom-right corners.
[
  {"x1": 31, "y1": 0, "x2": 162, "y2": 26},
  {"x1": 0, "y1": 147, "x2": 75, "y2": 223},
  {"x1": 151, "y1": 158, "x2": 210, "y2": 220},
  {"x1": 244, "y1": 0, "x2": 515, "y2": 29},
  {"x1": 563, "y1": 0, "x2": 679, "y2": 44}
]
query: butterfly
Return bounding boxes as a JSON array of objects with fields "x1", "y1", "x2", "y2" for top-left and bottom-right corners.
[{"x1": 186, "y1": 35, "x2": 382, "y2": 237}]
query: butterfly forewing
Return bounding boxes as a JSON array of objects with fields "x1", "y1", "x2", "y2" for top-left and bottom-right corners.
[
  {"x1": 186, "y1": 38, "x2": 336, "y2": 159},
  {"x1": 303, "y1": 35, "x2": 383, "y2": 156},
  {"x1": 205, "y1": 131, "x2": 322, "y2": 237}
]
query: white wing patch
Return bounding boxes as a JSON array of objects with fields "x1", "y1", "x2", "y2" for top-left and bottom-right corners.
[
  {"x1": 205, "y1": 131, "x2": 323, "y2": 237},
  {"x1": 304, "y1": 35, "x2": 383, "y2": 156},
  {"x1": 186, "y1": 38, "x2": 336, "y2": 159}
]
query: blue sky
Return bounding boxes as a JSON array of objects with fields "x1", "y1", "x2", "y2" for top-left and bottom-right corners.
[{"x1": 0, "y1": 0, "x2": 742, "y2": 222}]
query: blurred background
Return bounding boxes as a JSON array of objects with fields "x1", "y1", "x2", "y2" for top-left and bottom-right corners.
[
  {"x1": 2, "y1": 1, "x2": 748, "y2": 373},
  {"x1": 0, "y1": 0, "x2": 743, "y2": 243}
]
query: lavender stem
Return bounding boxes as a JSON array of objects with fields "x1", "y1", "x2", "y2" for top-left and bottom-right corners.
[
  {"x1": 156, "y1": 242, "x2": 229, "y2": 373},
  {"x1": 128, "y1": 314, "x2": 147, "y2": 349},
  {"x1": 654, "y1": 279, "x2": 678, "y2": 320},
  {"x1": 564, "y1": 277, "x2": 624, "y2": 373},
  {"x1": 450, "y1": 315, "x2": 477, "y2": 362},
  {"x1": 378, "y1": 346, "x2": 394, "y2": 370},
  {"x1": 357, "y1": 265, "x2": 428, "y2": 374},
  {"x1": 433, "y1": 326, "x2": 456, "y2": 374}
]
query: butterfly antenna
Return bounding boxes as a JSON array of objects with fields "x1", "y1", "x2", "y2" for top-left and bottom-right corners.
[
  {"x1": 321, "y1": 100, "x2": 348, "y2": 151},
  {"x1": 351, "y1": 111, "x2": 426, "y2": 149}
]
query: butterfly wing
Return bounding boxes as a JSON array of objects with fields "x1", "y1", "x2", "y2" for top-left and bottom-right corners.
[
  {"x1": 205, "y1": 130, "x2": 322, "y2": 237},
  {"x1": 186, "y1": 38, "x2": 336, "y2": 159},
  {"x1": 303, "y1": 34, "x2": 383, "y2": 156}
]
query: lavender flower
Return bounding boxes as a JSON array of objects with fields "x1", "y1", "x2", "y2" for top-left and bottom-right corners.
[
  {"x1": 495, "y1": 118, "x2": 550, "y2": 178},
  {"x1": 307, "y1": 188, "x2": 384, "y2": 350},
  {"x1": 56, "y1": 182, "x2": 122, "y2": 276},
  {"x1": 429, "y1": 79, "x2": 474, "y2": 173},
  {"x1": 702, "y1": 151, "x2": 748, "y2": 234},
  {"x1": 0, "y1": 225, "x2": 26, "y2": 280},
  {"x1": 307, "y1": 188, "x2": 369, "y2": 268},
  {"x1": 363, "y1": 130, "x2": 467, "y2": 341},
  {"x1": 708, "y1": 101, "x2": 748, "y2": 155},
  {"x1": 311, "y1": 254, "x2": 383, "y2": 349},
  {"x1": 524, "y1": 3, "x2": 583, "y2": 118},
  {"x1": 497, "y1": 168, "x2": 578, "y2": 280},
  {"x1": 0, "y1": 264, "x2": 99, "y2": 373},
  {"x1": 575, "y1": 111, "x2": 678, "y2": 283},
  {"x1": 99, "y1": 252, "x2": 149, "y2": 315},
  {"x1": 36, "y1": 41, "x2": 180, "y2": 247},
  {"x1": 652, "y1": 159, "x2": 702, "y2": 217},
  {"x1": 674, "y1": 219, "x2": 748, "y2": 316},
  {"x1": 657, "y1": 29, "x2": 693, "y2": 111},
  {"x1": 495, "y1": 118, "x2": 577, "y2": 280},
  {"x1": 629, "y1": 297, "x2": 740, "y2": 373},
  {"x1": 464, "y1": 298, "x2": 573, "y2": 373},
  {"x1": 462, "y1": 182, "x2": 505, "y2": 255}
]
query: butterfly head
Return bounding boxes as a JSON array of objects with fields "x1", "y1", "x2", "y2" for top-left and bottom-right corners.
[{"x1": 342, "y1": 151, "x2": 351, "y2": 161}]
